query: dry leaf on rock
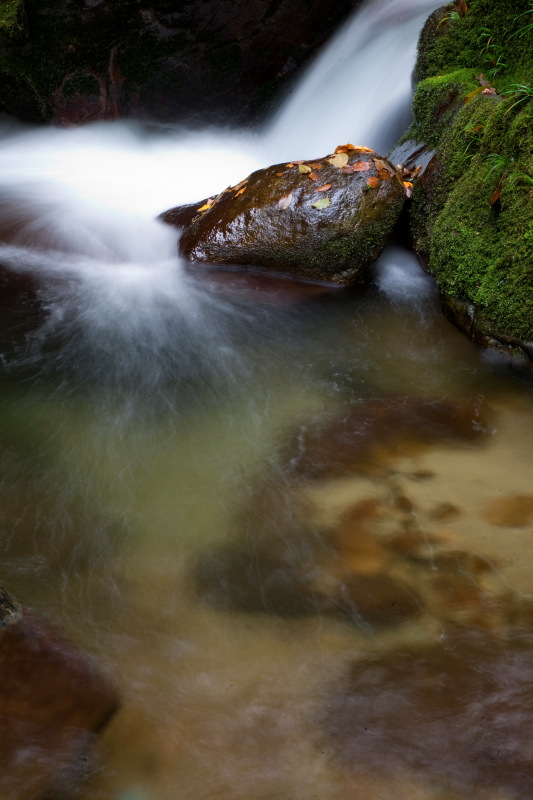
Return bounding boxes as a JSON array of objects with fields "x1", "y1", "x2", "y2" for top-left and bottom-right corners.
[
  {"x1": 373, "y1": 158, "x2": 395, "y2": 180},
  {"x1": 316, "y1": 183, "x2": 332, "y2": 191},
  {"x1": 327, "y1": 153, "x2": 349, "y2": 168},
  {"x1": 307, "y1": 162, "x2": 324, "y2": 169},
  {"x1": 299, "y1": 164, "x2": 312, "y2": 174},
  {"x1": 311, "y1": 197, "x2": 331, "y2": 209},
  {"x1": 352, "y1": 160, "x2": 372, "y2": 171},
  {"x1": 366, "y1": 176, "x2": 380, "y2": 188},
  {"x1": 334, "y1": 143, "x2": 357, "y2": 153},
  {"x1": 308, "y1": 172, "x2": 318, "y2": 180}
]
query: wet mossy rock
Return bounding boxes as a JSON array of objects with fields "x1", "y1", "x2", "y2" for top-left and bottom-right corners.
[
  {"x1": 172, "y1": 148, "x2": 405, "y2": 285},
  {"x1": 402, "y1": 0, "x2": 533, "y2": 359},
  {"x1": 0, "y1": 0, "x2": 359, "y2": 124}
]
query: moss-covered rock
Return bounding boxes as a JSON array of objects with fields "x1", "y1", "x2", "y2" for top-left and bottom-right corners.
[
  {"x1": 170, "y1": 148, "x2": 405, "y2": 285},
  {"x1": 403, "y1": 0, "x2": 533, "y2": 358}
]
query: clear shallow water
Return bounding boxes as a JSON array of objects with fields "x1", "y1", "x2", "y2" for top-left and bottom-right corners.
[{"x1": 1, "y1": 0, "x2": 533, "y2": 797}]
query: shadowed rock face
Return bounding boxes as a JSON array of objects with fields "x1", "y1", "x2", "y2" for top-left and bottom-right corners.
[
  {"x1": 0, "y1": 0, "x2": 359, "y2": 124},
  {"x1": 323, "y1": 633, "x2": 533, "y2": 798},
  {"x1": 0, "y1": 606, "x2": 119, "y2": 800},
  {"x1": 172, "y1": 148, "x2": 405, "y2": 284}
]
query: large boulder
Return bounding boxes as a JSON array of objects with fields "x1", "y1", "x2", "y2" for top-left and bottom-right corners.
[
  {"x1": 397, "y1": 0, "x2": 533, "y2": 360},
  {"x1": 0, "y1": 0, "x2": 359, "y2": 125},
  {"x1": 167, "y1": 146, "x2": 406, "y2": 285}
]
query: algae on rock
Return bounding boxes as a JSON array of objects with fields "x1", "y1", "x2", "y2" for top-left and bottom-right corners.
[{"x1": 404, "y1": 0, "x2": 533, "y2": 357}]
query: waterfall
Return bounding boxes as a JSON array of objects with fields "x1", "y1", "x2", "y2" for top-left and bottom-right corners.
[{"x1": 0, "y1": 0, "x2": 442, "y2": 388}]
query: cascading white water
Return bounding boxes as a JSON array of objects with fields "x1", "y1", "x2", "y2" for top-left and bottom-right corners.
[
  {"x1": 0, "y1": 0, "x2": 440, "y2": 286},
  {"x1": 0, "y1": 0, "x2": 441, "y2": 390},
  {"x1": 266, "y1": 0, "x2": 441, "y2": 159}
]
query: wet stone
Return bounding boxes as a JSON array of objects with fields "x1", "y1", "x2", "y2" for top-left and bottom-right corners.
[
  {"x1": 0, "y1": 584, "x2": 22, "y2": 627},
  {"x1": 0, "y1": 607, "x2": 119, "y2": 800},
  {"x1": 322, "y1": 632, "x2": 533, "y2": 798},
  {"x1": 482, "y1": 494, "x2": 533, "y2": 527},
  {"x1": 285, "y1": 396, "x2": 489, "y2": 480},
  {"x1": 167, "y1": 147, "x2": 405, "y2": 286}
]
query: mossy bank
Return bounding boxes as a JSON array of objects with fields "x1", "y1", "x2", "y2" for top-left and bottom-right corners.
[{"x1": 403, "y1": 0, "x2": 533, "y2": 359}]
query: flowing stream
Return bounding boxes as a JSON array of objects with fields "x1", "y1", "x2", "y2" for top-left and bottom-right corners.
[{"x1": 1, "y1": 0, "x2": 533, "y2": 798}]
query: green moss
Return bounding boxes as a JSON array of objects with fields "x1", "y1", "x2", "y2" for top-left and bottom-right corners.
[
  {"x1": 406, "y1": 0, "x2": 533, "y2": 351},
  {"x1": 410, "y1": 69, "x2": 479, "y2": 146},
  {"x1": 0, "y1": 0, "x2": 24, "y2": 39}
]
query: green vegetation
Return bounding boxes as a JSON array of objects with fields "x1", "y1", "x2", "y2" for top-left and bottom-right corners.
[{"x1": 406, "y1": 0, "x2": 533, "y2": 354}]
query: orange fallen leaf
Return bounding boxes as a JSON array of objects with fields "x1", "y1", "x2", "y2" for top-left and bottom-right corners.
[
  {"x1": 316, "y1": 183, "x2": 332, "y2": 191},
  {"x1": 235, "y1": 187, "x2": 246, "y2": 196},
  {"x1": 197, "y1": 200, "x2": 214, "y2": 211},
  {"x1": 276, "y1": 172, "x2": 284, "y2": 176},
  {"x1": 285, "y1": 162, "x2": 294, "y2": 167},
  {"x1": 458, "y1": 0, "x2": 468, "y2": 16},
  {"x1": 490, "y1": 184, "x2": 501, "y2": 205},
  {"x1": 306, "y1": 162, "x2": 323, "y2": 169},
  {"x1": 334, "y1": 143, "x2": 357, "y2": 154},
  {"x1": 353, "y1": 146, "x2": 374, "y2": 152},
  {"x1": 327, "y1": 152, "x2": 349, "y2": 168},
  {"x1": 352, "y1": 160, "x2": 372, "y2": 171},
  {"x1": 403, "y1": 181, "x2": 413, "y2": 198},
  {"x1": 366, "y1": 176, "x2": 380, "y2": 188},
  {"x1": 278, "y1": 192, "x2": 293, "y2": 210},
  {"x1": 299, "y1": 164, "x2": 312, "y2": 174},
  {"x1": 340, "y1": 165, "x2": 356, "y2": 173},
  {"x1": 308, "y1": 172, "x2": 318, "y2": 180}
]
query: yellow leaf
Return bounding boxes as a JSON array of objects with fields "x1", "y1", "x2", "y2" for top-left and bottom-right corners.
[
  {"x1": 299, "y1": 164, "x2": 312, "y2": 173},
  {"x1": 311, "y1": 197, "x2": 331, "y2": 209},
  {"x1": 235, "y1": 187, "x2": 246, "y2": 196},
  {"x1": 327, "y1": 153, "x2": 349, "y2": 168},
  {"x1": 197, "y1": 203, "x2": 212, "y2": 211},
  {"x1": 353, "y1": 146, "x2": 374, "y2": 152},
  {"x1": 464, "y1": 87, "x2": 483, "y2": 103}
]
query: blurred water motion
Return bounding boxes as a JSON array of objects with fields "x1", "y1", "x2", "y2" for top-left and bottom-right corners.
[{"x1": 0, "y1": 0, "x2": 532, "y2": 796}]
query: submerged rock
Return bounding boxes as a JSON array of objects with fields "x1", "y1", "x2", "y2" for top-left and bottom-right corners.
[
  {"x1": 323, "y1": 632, "x2": 533, "y2": 798},
  {"x1": 0, "y1": 584, "x2": 22, "y2": 627},
  {"x1": 168, "y1": 147, "x2": 405, "y2": 285},
  {"x1": 0, "y1": 605, "x2": 119, "y2": 799},
  {"x1": 193, "y1": 396, "x2": 499, "y2": 630}
]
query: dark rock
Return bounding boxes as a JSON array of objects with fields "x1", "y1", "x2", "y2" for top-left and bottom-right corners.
[
  {"x1": 0, "y1": 0, "x2": 359, "y2": 125},
  {"x1": 0, "y1": 606, "x2": 119, "y2": 800},
  {"x1": 323, "y1": 632, "x2": 533, "y2": 798},
  {"x1": 173, "y1": 149, "x2": 405, "y2": 284},
  {"x1": 285, "y1": 395, "x2": 488, "y2": 481},
  {"x1": 0, "y1": 584, "x2": 22, "y2": 627}
]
